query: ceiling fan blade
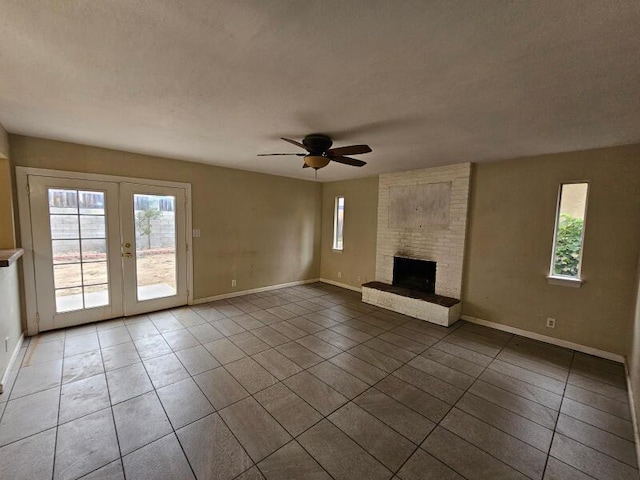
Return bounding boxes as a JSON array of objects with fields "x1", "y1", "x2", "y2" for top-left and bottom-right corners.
[
  {"x1": 257, "y1": 153, "x2": 306, "y2": 156},
  {"x1": 326, "y1": 144, "x2": 372, "y2": 156},
  {"x1": 329, "y1": 155, "x2": 367, "y2": 167},
  {"x1": 281, "y1": 137, "x2": 309, "y2": 151}
]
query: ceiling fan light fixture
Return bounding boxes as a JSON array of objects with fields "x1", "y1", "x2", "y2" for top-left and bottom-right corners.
[{"x1": 304, "y1": 155, "x2": 331, "y2": 169}]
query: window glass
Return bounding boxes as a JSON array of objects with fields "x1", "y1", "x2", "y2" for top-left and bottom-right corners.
[
  {"x1": 133, "y1": 194, "x2": 177, "y2": 300},
  {"x1": 48, "y1": 188, "x2": 109, "y2": 312},
  {"x1": 550, "y1": 183, "x2": 588, "y2": 279},
  {"x1": 333, "y1": 196, "x2": 345, "y2": 250}
]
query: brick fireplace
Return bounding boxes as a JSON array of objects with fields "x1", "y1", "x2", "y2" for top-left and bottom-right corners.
[{"x1": 363, "y1": 163, "x2": 471, "y2": 326}]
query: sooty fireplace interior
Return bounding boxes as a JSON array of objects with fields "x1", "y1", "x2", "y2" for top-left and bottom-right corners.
[{"x1": 393, "y1": 256, "x2": 436, "y2": 294}]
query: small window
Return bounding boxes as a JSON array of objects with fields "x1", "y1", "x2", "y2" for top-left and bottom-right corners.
[
  {"x1": 549, "y1": 182, "x2": 589, "y2": 282},
  {"x1": 333, "y1": 196, "x2": 345, "y2": 250}
]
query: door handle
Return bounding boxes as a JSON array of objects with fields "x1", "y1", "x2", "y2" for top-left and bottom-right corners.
[{"x1": 123, "y1": 252, "x2": 132, "y2": 258}]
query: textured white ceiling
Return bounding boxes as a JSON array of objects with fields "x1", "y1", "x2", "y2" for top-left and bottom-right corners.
[{"x1": 1, "y1": 1, "x2": 639, "y2": 181}]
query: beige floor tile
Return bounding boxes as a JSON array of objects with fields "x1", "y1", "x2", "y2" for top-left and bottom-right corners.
[
  {"x1": 203, "y1": 338, "x2": 247, "y2": 364},
  {"x1": 308, "y1": 361, "x2": 369, "y2": 399},
  {"x1": 393, "y1": 365, "x2": 465, "y2": 404},
  {"x1": 123, "y1": 434, "x2": 194, "y2": 480},
  {"x1": 229, "y1": 332, "x2": 270, "y2": 355},
  {"x1": 251, "y1": 349, "x2": 303, "y2": 381},
  {"x1": 65, "y1": 332, "x2": 100, "y2": 357},
  {"x1": 81, "y1": 460, "x2": 124, "y2": 480},
  {"x1": 98, "y1": 327, "x2": 132, "y2": 348},
  {"x1": 329, "y1": 352, "x2": 387, "y2": 385},
  {"x1": 157, "y1": 378, "x2": 215, "y2": 429},
  {"x1": 284, "y1": 371, "x2": 348, "y2": 416},
  {"x1": 354, "y1": 388, "x2": 435, "y2": 444},
  {"x1": 54, "y1": 408, "x2": 119, "y2": 480},
  {"x1": 556, "y1": 413, "x2": 637, "y2": 467},
  {"x1": 456, "y1": 392, "x2": 553, "y2": 452},
  {"x1": 346, "y1": 344, "x2": 403, "y2": 373},
  {"x1": 550, "y1": 433, "x2": 638, "y2": 480},
  {"x1": 105, "y1": 362, "x2": 153, "y2": 405},
  {"x1": 276, "y1": 342, "x2": 323, "y2": 369},
  {"x1": 112, "y1": 392, "x2": 172, "y2": 455},
  {"x1": 22, "y1": 340, "x2": 64, "y2": 366},
  {"x1": 440, "y1": 408, "x2": 547, "y2": 479},
  {"x1": 423, "y1": 427, "x2": 528, "y2": 480},
  {"x1": 59, "y1": 373, "x2": 110, "y2": 424},
  {"x1": 258, "y1": 441, "x2": 330, "y2": 480},
  {"x1": 225, "y1": 357, "x2": 278, "y2": 394},
  {"x1": 397, "y1": 448, "x2": 464, "y2": 480},
  {"x1": 0, "y1": 387, "x2": 60, "y2": 446},
  {"x1": 0, "y1": 427, "x2": 56, "y2": 480},
  {"x1": 188, "y1": 323, "x2": 225, "y2": 343},
  {"x1": 175, "y1": 344, "x2": 220, "y2": 375},
  {"x1": 254, "y1": 383, "x2": 322, "y2": 436},
  {"x1": 100, "y1": 343, "x2": 139, "y2": 373},
  {"x1": 143, "y1": 353, "x2": 190, "y2": 389},
  {"x1": 162, "y1": 329, "x2": 199, "y2": 351},
  {"x1": 193, "y1": 367, "x2": 249, "y2": 409},
  {"x1": 177, "y1": 414, "x2": 253, "y2": 480},
  {"x1": 329, "y1": 402, "x2": 415, "y2": 471},
  {"x1": 298, "y1": 420, "x2": 391, "y2": 480},
  {"x1": 11, "y1": 359, "x2": 62, "y2": 399},
  {"x1": 219, "y1": 397, "x2": 291, "y2": 462}
]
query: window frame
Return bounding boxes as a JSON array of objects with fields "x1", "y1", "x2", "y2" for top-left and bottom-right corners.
[
  {"x1": 547, "y1": 181, "x2": 589, "y2": 287},
  {"x1": 332, "y1": 195, "x2": 345, "y2": 251}
]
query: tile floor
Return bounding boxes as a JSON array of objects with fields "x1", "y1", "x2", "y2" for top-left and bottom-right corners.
[{"x1": 0, "y1": 282, "x2": 637, "y2": 480}]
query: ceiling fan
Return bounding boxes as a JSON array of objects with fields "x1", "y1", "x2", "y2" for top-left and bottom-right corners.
[{"x1": 258, "y1": 134, "x2": 372, "y2": 170}]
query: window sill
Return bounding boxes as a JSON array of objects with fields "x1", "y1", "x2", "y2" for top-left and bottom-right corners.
[
  {"x1": 547, "y1": 275, "x2": 583, "y2": 288},
  {"x1": 331, "y1": 249, "x2": 343, "y2": 254}
]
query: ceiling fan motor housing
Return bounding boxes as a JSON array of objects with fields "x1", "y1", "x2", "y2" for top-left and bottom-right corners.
[{"x1": 302, "y1": 134, "x2": 333, "y2": 154}]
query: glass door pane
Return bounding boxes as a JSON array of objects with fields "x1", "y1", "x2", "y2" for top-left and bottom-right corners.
[
  {"x1": 132, "y1": 193, "x2": 177, "y2": 300},
  {"x1": 48, "y1": 188, "x2": 110, "y2": 313}
]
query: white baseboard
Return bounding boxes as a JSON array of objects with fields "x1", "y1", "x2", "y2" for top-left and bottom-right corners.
[
  {"x1": 319, "y1": 278, "x2": 362, "y2": 293},
  {"x1": 192, "y1": 278, "x2": 321, "y2": 304},
  {"x1": 624, "y1": 359, "x2": 640, "y2": 469},
  {"x1": 461, "y1": 315, "x2": 624, "y2": 363},
  {"x1": 0, "y1": 332, "x2": 24, "y2": 394}
]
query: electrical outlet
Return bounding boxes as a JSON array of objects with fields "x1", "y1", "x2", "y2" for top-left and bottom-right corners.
[
  {"x1": 231, "y1": 279, "x2": 236, "y2": 287},
  {"x1": 357, "y1": 276, "x2": 361, "y2": 282},
  {"x1": 192, "y1": 229, "x2": 201, "y2": 238},
  {"x1": 546, "y1": 317, "x2": 556, "y2": 328},
  {"x1": 337, "y1": 272, "x2": 342, "y2": 279}
]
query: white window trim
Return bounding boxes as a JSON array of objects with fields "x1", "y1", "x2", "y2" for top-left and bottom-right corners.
[
  {"x1": 547, "y1": 181, "x2": 589, "y2": 288},
  {"x1": 332, "y1": 196, "x2": 344, "y2": 251},
  {"x1": 546, "y1": 275, "x2": 583, "y2": 288}
]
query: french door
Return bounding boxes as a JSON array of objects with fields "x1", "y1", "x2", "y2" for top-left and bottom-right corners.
[{"x1": 28, "y1": 174, "x2": 189, "y2": 331}]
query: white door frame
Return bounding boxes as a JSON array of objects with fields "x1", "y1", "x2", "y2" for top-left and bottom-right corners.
[{"x1": 16, "y1": 167, "x2": 194, "y2": 336}]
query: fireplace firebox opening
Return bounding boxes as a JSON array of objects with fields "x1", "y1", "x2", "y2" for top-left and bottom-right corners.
[{"x1": 393, "y1": 256, "x2": 436, "y2": 294}]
